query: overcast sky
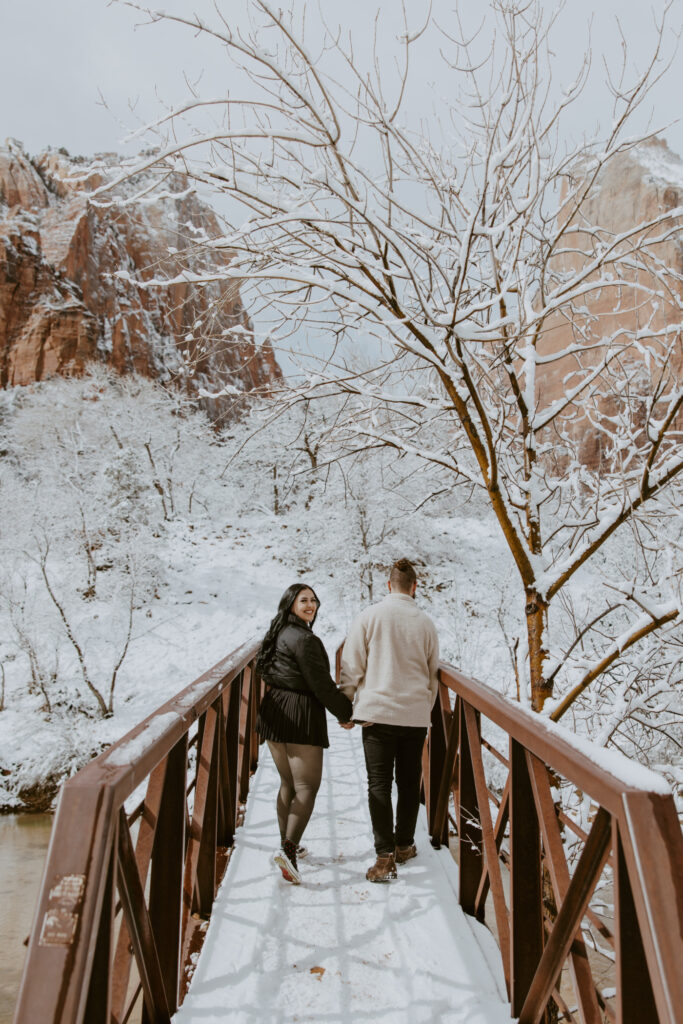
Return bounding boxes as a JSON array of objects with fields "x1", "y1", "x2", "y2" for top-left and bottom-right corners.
[
  {"x1": 1, "y1": 0, "x2": 681, "y2": 160},
  {"x1": 2, "y1": 0, "x2": 679, "y2": 375}
]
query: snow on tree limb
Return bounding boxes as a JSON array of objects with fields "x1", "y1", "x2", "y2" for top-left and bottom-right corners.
[{"x1": 106, "y1": 0, "x2": 682, "y2": 718}]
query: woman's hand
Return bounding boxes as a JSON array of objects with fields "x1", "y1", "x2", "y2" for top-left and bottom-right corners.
[{"x1": 339, "y1": 721, "x2": 355, "y2": 730}]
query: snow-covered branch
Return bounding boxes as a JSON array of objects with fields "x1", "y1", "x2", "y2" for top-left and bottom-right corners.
[{"x1": 107, "y1": 0, "x2": 682, "y2": 717}]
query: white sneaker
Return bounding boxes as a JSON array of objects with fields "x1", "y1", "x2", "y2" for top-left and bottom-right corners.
[{"x1": 273, "y1": 848, "x2": 301, "y2": 884}]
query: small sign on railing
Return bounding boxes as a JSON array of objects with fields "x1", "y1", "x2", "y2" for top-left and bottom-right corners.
[{"x1": 38, "y1": 874, "x2": 86, "y2": 948}]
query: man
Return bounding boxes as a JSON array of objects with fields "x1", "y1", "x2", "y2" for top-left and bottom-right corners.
[{"x1": 339, "y1": 558, "x2": 439, "y2": 882}]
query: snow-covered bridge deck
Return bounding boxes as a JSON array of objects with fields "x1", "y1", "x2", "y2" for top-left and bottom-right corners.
[{"x1": 174, "y1": 725, "x2": 510, "y2": 1024}]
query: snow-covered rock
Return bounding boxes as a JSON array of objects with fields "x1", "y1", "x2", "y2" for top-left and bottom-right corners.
[
  {"x1": 0, "y1": 141, "x2": 281, "y2": 418},
  {"x1": 539, "y1": 138, "x2": 683, "y2": 467}
]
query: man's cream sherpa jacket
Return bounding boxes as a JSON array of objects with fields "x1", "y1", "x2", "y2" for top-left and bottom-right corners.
[{"x1": 339, "y1": 592, "x2": 439, "y2": 727}]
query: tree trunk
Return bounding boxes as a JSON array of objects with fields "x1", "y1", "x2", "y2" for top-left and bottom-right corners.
[{"x1": 526, "y1": 590, "x2": 551, "y2": 711}]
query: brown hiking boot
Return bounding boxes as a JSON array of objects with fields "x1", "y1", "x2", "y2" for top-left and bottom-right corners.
[
  {"x1": 366, "y1": 853, "x2": 397, "y2": 882},
  {"x1": 395, "y1": 844, "x2": 417, "y2": 864}
]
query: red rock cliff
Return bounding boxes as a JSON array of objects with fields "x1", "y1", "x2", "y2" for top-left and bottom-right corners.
[
  {"x1": 0, "y1": 140, "x2": 281, "y2": 415},
  {"x1": 538, "y1": 139, "x2": 683, "y2": 466}
]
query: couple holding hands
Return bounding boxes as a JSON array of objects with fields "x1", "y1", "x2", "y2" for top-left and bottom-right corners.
[{"x1": 255, "y1": 558, "x2": 440, "y2": 884}]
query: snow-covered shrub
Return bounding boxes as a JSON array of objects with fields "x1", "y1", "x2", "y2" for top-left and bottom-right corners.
[{"x1": 0, "y1": 369, "x2": 235, "y2": 725}]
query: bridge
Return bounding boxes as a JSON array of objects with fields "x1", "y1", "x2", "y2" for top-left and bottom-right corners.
[{"x1": 13, "y1": 638, "x2": 683, "y2": 1023}]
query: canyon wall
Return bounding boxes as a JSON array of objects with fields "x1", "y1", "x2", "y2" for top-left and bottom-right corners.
[
  {"x1": 0, "y1": 140, "x2": 281, "y2": 417},
  {"x1": 538, "y1": 138, "x2": 683, "y2": 466},
  {"x1": 3, "y1": 137, "x2": 680, "y2": 457}
]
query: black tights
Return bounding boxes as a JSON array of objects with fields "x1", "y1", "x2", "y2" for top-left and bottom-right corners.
[{"x1": 267, "y1": 741, "x2": 324, "y2": 845}]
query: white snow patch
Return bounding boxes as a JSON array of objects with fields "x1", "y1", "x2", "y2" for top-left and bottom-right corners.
[
  {"x1": 540, "y1": 715, "x2": 671, "y2": 795},
  {"x1": 105, "y1": 711, "x2": 180, "y2": 766},
  {"x1": 633, "y1": 142, "x2": 683, "y2": 187}
]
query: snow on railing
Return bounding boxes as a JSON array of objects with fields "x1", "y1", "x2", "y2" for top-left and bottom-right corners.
[{"x1": 424, "y1": 661, "x2": 683, "y2": 1024}]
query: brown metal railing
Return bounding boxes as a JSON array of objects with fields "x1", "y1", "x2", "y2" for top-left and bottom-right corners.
[
  {"x1": 14, "y1": 638, "x2": 263, "y2": 1024},
  {"x1": 424, "y1": 663, "x2": 683, "y2": 1024},
  {"x1": 15, "y1": 644, "x2": 683, "y2": 1024}
]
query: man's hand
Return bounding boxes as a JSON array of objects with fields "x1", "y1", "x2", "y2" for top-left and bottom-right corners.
[{"x1": 339, "y1": 721, "x2": 355, "y2": 730}]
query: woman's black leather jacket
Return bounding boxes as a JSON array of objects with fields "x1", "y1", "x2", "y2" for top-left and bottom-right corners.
[{"x1": 265, "y1": 613, "x2": 352, "y2": 723}]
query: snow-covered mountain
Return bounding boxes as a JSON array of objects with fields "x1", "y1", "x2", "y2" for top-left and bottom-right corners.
[{"x1": 0, "y1": 140, "x2": 281, "y2": 418}]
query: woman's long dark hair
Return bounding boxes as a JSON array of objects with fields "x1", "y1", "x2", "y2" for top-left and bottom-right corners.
[{"x1": 256, "y1": 583, "x2": 320, "y2": 678}]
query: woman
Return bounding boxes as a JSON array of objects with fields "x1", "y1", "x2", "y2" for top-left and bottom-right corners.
[{"x1": 255, "y1": 583, "x2": 353, "y2": 884}]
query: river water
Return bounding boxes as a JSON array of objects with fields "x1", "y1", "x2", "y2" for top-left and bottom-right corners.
[{"x1": 0, "y1": 814, "x2": 53, "y2": 1024}]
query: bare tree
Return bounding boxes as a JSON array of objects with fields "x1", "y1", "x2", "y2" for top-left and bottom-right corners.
[
  {"x1": 3, "y1": 576, "x2": 58, "y2": 714},
  {"x1": 36, "y1": 542, "x2": 111, "y2": 717},
  {"x1": 106, "y1": 0, "x2": 682, "y2": 713},
  {"x1": 9, "y1": 540, "x2": 138, "y2": 719}
]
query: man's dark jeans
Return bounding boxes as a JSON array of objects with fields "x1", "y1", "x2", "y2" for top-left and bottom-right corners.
[{"x1": 361, "y1": 723, "x2": 427, "y2": 856}]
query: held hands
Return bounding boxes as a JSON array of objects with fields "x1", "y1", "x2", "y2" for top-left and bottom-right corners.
[{"x1": 339, "y1": 721, "x2": 355, "y2": 730}]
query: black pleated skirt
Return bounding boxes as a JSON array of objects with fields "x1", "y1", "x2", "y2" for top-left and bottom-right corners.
[{"x1": 256, "y1": 686, "x2": 329, "y2": 748}]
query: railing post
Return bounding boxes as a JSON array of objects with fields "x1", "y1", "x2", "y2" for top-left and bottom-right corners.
[
  {"x1": 426, "y1": 683, "x2": 450, "y2": 847},
  {"x1": 117, "y1": 810, "x2": 171, "y2": 1024},
  {"x1": 613, "y1": 818, "x2": 658, "y2": 1024},
  {"x1": 239, "y1": 666, "x2": 253, "y2": 803},
  {"x1": 216, "y1": 690, "x2": 232, "y2": 847},
  {"x1": 182, "y1": 706, "x2": 219, "y2": 928},
  {"x1": 430, "y1": 691, "x2": 460, "y2": 848},
  {"x1": 618, "y1": 791, "x2": 683, "y2": 1024},
  {"x1": 226, "y1": 675, "x2": 241, "y2": 832},
  {"x1": 83, "y1": 828, "x2": 117, "y2": 1024},
  {"x1": 509, "y1": 740, "x2": 544, "y2": 1017},
  {"x1": 457, "y1": 698, "x2": 483, "y2": 916},
  {"x1": 518, "y1": 808, "x2": 612, "y2": 1024},
  {"x1": 14, "y1": 782, "x2": 119, "y2": 1024},
  {"x1": 146, "y1": 735, "x2": 187, "y2": 1017},
  {"x1": 249, "y1": 665, "x2": 261, "y2": 773},
  {"x1": 196, "y1": 702, "x2": 220, "y2": 913}
]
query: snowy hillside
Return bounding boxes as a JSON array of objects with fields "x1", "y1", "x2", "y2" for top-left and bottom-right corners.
[
  {"x1": 0, "y1": 370, "x2": 679, "y2": 811},
  {"x1": 0, "y1": 371, "x2": 508, "y2": 810}
]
